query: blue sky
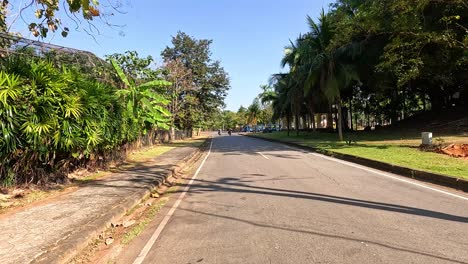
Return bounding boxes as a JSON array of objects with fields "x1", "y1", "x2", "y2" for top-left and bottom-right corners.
[{"x1": 9, "y1": 0, "x2": 333, "y2": 111}]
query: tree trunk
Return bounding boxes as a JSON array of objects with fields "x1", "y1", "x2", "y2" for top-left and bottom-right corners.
[
  {"x1": 170, "y1": 126, "x2": 175, "y2": 142},
  {"x1": 303, "y1": 114, "x2": 307, "y2": 130},
  {"x1": 306, "y1": 96, "x2": 316, "y2": 131},
  {"x1": 337, "y1": 98, "x2": 343, "y2": 141},
  {"x1": 327, "y1": 104, "x2": 333, "y2": 130},
  {"x1": 354, "y1": 111, "x2": 358, "y2": 131},
  {"x1": 311, "y1": 112, "x2": 316, "y2": 131},
  {"x1": 286, "y1": 114, "x2": 291, "y2": 136},
  {"x1": 349, "y1": 98, "x2": 353, "y2": 131},
  {"x1": 308, "y1": 101, "x2": 317, "y2": 131},
  {"x1": 342, "y1": 106, "x2": 349, "y2": 131},
  {"x1": 296, "y1": 113, "x2": 300, "y2": 136},
  {"x1": 368, "y1": 114, "x2": 371, "y2": 127},
  {"x1": 305, "y1": 114, "x2": 308, "y2": 130},
  {"x1": 428, "y1": 91, "x2": 444, "y2": 111}
]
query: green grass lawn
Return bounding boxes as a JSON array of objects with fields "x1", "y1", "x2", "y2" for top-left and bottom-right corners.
[
  {"x1": 251, "y1": 131, "x2": 468, "y2": 180},
  {"x1": 126, "y1": 135, "x2": 208, "y2": 163},
  {"x1": 165, "y1": 137, "x2": 207, "y2": 148}
]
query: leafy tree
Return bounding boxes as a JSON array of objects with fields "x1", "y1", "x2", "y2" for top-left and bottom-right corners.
[
  {"x1": 161, "y1": 31, "x2": 230, "y2": 132},
  {"x1": 236, "y1": 105, "x2": 249, "y2": 126},
  {"x1": 258, "y1": 106, "x2": 273, "y2": 126},
  {"x1": 0, "y1": 0, "x2": 6, "y2": 32},
  {"x1": 4, "y1": 0, "x2": 99, "y2": 37},
  {"x1": 222, "y1": 110, "x2": 239, "y2": 130},
  {"x1": 106, "y1": 51, "x2": 159, "y2": 83},
  {"x1": 0, "y1": 1, "x2": 9, "y2": 48},
  {"x1": 162, "y1": 58, "x2": 194, "y2": 138},
  {"x1": 260, "y1": 0, "x2": 466, "y2": 140},
  {"x1": 330, "y1": 0, "x2": 467, "y2": 111},
  {"x1": 1, "y1": 0, "x2": 127, "y2": 37}
]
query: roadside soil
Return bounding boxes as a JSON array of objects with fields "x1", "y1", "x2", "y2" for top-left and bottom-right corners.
[{"x1": 439, "y1": 144, "x2": 468, "y2": 159}]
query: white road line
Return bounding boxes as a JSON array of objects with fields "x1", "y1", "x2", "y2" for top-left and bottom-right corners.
[
  {"x1": 132, "y1": 139, "x2": 214, "y2": 264},
  {"x1": 307, "y1": 152, "x2": 468, "y2": 201},
  {"x1": 257, "y1": 152, "x2": 270, "y2": 160}
]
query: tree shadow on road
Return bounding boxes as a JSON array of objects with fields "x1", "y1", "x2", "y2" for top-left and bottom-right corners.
[
  {"x1": 177, "y1": 178, "x2": 468, "y2": 224},
  {"x1": 176, "y1": 206, "x2": 467, "y2": 264}
]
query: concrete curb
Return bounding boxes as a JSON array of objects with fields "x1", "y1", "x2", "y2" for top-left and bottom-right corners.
[
  {"x1": 32, "y1": 139, "x2": 210, "y2": 264},
  {"x1": 245, "y1": 134, "x2": 468, "y2": 193}
]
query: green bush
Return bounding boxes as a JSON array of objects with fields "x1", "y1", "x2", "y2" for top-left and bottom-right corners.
[{"x1": 0, "y1": 58, "x2": 171, "y2": 186}]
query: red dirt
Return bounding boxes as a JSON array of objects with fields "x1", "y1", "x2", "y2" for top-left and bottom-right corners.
[{"x1": 440, "y1": 144, "x2": 468, "y2": 159}]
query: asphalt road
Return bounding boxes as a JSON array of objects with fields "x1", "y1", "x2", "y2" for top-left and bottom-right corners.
[{"x1": 118, "y1": 134, "x2": 468, "y2": 264}]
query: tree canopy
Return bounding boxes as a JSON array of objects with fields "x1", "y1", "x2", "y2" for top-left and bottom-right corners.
[
  {"x1": 161, "y1": 31, "x2": 230, "y2": 131},
  {"x1": 261, "y1": 0, "x2": 467, "y2": 140}
]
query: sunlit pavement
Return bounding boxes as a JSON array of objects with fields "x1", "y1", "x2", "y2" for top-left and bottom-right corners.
[{"x1": 119, "y1": 134, "x2": 468, "y2": 264}]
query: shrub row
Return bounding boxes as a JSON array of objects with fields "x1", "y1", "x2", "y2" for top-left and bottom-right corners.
[{"x1": 0, "y1": 56, "x2": 171, "y2": 185}]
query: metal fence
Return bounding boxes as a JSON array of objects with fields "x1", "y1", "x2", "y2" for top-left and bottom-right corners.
[{"x1": 0, "y1": 32, "x2": 117, "y2": 85}]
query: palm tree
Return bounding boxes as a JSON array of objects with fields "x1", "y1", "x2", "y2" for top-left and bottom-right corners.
[
  {"x1": 258, "y1": 84, "x2": 276, "y2": 105},
  {"x1": 247, "y1": 98, "x2": 261, "y2": 132},
  {"x1": 270, "y1": 73, "x2": 293, "y2": 136},
  {"x1": 280, "y1": 42, "x2": 308, "y2": 136},
  {"x1": 257, "y1": 84, "x2": 277, "y2": 128},
  {"x1": 272, "y1": 9, "x2": 360, "y2": 139},
  {"x1": 298, "y1": 11, "x2": 358, "y2": 141}
]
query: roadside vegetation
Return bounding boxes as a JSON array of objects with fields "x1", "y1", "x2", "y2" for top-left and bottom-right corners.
[
  {"x1": 256, "y1": 0, "x2": 466, "y2": 140},
  {"x1": 208, "y1": 1, "x2": 468, "y2": 138},
  {"x1": 0, "y1": 32, "x2": 228, "y2": 187},
  {"x1": 234, "y1": 0, "x2": 468, "y2": 178}
]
